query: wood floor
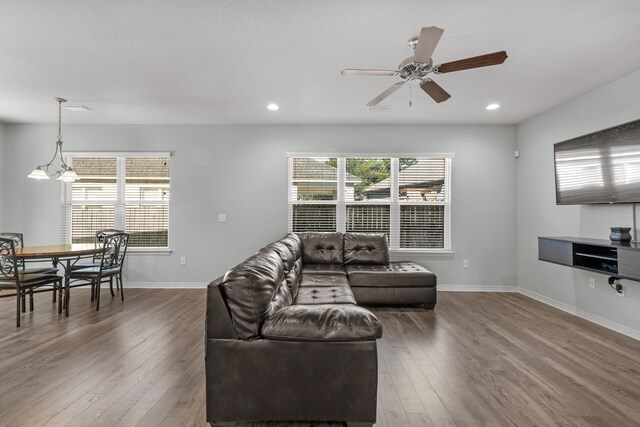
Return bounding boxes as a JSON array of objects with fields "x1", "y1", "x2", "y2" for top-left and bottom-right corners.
[{"x1": 1, "y1": 289, "x2": 639, "y2": 427}]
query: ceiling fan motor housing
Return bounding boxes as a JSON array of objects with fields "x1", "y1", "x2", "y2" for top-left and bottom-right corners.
[{"x1": 398, "y1": 56, "x2": 433, "y2": 82}]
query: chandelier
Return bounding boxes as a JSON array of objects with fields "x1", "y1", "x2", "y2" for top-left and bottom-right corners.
[{"x1": 27, "y1": 97, "x2": 79, "y2": 182}]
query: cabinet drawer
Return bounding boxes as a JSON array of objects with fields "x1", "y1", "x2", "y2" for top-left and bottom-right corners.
[{"x1": 538, "y1": 238, "x2": 573, "y2": 266}]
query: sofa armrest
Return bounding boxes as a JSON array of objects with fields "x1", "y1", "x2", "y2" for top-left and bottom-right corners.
[
  {"x1": 206, "y1": 278, "x2": 238, "y2": 340},
  {"x1": 261, "y1": 304, "x2": 383, "y2": 342}
]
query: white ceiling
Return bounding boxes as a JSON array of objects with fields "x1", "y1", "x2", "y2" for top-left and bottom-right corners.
[{"x1": 1, "y1": 0, "x2": 639, "y2": 125}]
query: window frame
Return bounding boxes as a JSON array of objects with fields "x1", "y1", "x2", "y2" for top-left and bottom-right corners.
[
  {"x1": 61, "y1": 151, "x2": 172, "y2": 253},
  {"x1": 287, "y1": 152, "x2": 454, "y2": 254}
]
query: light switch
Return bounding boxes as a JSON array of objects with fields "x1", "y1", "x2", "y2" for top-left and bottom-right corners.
[{"x1": 218, "y1": 213, "x2": 227, "y2": 222}]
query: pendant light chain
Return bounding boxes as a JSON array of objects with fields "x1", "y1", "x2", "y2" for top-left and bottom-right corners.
[{"x1": 58, "y1": 98, "x2": 62, "y2": 141}]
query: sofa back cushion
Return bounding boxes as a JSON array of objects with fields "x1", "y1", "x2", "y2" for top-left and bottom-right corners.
[
  {"x1": 268, "y1": 277, "x2": 293, "y2": 316},
  {"x1": 261, "y1": 241, "x2": 295, "y2": 275},
  {"x1": 280, "y1": 233, "x2": 302, "y2": 260},
  {"x1": 298, "y1": 232, "x2": 344, "y2": 264},
  {"x1": 344, "y1": 232, "x2": 389, "y2": 265},
  {"x1": 221, "y1": 249, "x2": 286, "y2": 340},
  {"x1": 285, "y1": 258, "x2": 303, "y2": 298}
]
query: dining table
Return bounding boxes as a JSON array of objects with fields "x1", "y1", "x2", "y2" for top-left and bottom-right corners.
[{"x1": 15, "y1": 243, "x2": 103, "y2": 309}]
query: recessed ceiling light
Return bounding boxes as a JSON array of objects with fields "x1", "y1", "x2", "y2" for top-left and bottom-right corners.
[
  {"x1": 486, "y1": 103, "x2": 500, "y2": 110},
  {"x1": 66, "y1": 105, "x2": 94, "y2": 112},
  {"x1": 267, "y1": 103, "x2": 279, "y2": 111}
]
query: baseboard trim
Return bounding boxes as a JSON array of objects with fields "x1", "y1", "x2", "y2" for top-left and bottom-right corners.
[
  {"x1": 516, "y1": 288, "x2": 577, "y2": 315},
  {"x1": 517, "y1": 288, "x2": 640, "y2": 341},
  {"x1": 438, "y1": 285, "x2": 518, "y2": 292}
]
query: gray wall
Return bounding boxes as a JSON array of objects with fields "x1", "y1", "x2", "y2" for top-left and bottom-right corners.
[
  {"x1": 517, "y1": 70, "x2": 640, "y2": 333},
  {"x1": 0, "y1": 123, "x2": 4, "y2": 228},
  {"x1": 2, "y1": 124, "x2": 517, "y2": 287}
]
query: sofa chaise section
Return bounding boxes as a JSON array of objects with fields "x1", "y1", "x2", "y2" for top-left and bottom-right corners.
[{"x1": 346, "y1": 262, "x2": 437, "y2": 307}]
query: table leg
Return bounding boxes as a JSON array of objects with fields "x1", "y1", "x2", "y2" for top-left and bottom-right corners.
[
  {"x1": 64, "y1": 259, "x2": 71, "y2": 309},
  {"x1": 52, "y1": 258, "x2": 59, "y2": 303},
  {"x1": 64, "y1": 279, "x2": 69, "y2": 317}
]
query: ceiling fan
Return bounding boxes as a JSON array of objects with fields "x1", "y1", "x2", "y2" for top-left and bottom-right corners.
[{"x1": 341, "y1": 26, "x2": 508, "y2": 106}]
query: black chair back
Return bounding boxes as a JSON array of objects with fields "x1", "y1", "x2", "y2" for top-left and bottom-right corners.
[
  {"x1": 0, "y1": 233, "x2": 25, "y2": 270},
  {"x1": 0, "y1": 232, "x2": 23, "y2": 248},
  {"x1": 99, "y1": 232, "x2": 130, "y2": 273},
  {"x1": 93, "y1": 229, "x2": 123, "y2": 262},
  {"x1": 0, "y1": 237, "x2": 19, "y2": 281}
]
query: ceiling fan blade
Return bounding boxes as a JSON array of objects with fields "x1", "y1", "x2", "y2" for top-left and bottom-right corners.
[
  {"x1": 366, "y1": 82, "x2": 405, "y2": 106},
  {"x1": 420, "y1": 79, "x2": 451, "y2": 103},
  {"x1": 436, "y1": 51, "x2": 508, "y2": 73},
  {"x1": 413, "y1": 26, "x2": 444, "y2": 64},
  {"x1": 341, "y1": 69, "x2": 397, "y2": 76}
]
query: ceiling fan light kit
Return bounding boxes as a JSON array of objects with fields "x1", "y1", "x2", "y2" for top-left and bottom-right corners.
[
  {"x1": 341, "y1": 26, "x2": 508, "y2": 106},
  {"x1": 27, "y1": 97, "x2": 79, "y2": 182}
]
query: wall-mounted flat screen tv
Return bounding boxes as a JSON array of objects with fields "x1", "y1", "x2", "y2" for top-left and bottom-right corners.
[{"x1": 555, "y1": 119, "x2": 640, "y2": 205}]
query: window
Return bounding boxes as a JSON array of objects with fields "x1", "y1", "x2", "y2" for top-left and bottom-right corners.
[
  {"x1": 288, "y1": 154, "x2": 452, "y2": 252},
  {"x1": 61, "y1": 153, "x2": 171, "y2": 250}
]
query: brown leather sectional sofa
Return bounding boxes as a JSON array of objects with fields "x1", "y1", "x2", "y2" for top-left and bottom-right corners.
[{"x1": 205, "y1": 232, "x2": 437, "y2": 426}]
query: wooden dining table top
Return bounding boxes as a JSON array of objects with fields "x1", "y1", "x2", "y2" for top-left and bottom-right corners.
[{"x1": 15, "y1": 243, "x2": 102, "y2": 258}]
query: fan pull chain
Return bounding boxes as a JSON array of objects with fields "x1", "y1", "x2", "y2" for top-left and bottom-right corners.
[{"x1": 409, "y1": 85, "x2": 413, "y2": 107}]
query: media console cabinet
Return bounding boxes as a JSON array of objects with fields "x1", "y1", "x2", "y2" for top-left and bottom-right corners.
[{"x1": 538, "y1": 236, "x2": 640, "y2": 281}]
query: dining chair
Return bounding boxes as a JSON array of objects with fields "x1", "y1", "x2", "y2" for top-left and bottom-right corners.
[
  {"x1": 71, "y1": 229, "x2": 126, "y2": 300},
  {"x1": 0, "y1": 237, "x2": 64, "y2": 327},
  {"x1": 0, "y1": 232, "x2": 59, "y2": 305},
  {"x1": 69, "y1": 232, "x2": 130, "y2": 311}
]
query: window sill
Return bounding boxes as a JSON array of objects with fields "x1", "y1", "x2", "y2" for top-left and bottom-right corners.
[
  {"x1": 390, "y1": 249, "x2": 455, "y2": 256},
  {"x1": 127, "y1": 248, "x2": 172, "y2": 255}
]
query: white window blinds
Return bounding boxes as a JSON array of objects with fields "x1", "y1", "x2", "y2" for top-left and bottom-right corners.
[
  {"x1": 61, "y1": 153, "x2": 171, "y2": 249},
  {"x1": 289, "y1": 157, "x2": 338, "y2": 232},
  {"x1": 288, "y1": 154, "x2": 452, "y2": 252},
  {"x1": 125, "y1": 157, "x2": 170, "y2": 248}
]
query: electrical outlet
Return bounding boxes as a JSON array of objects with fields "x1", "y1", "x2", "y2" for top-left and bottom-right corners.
[
  {"x1": 218, "y1": 213, "x2": 227, "y2": 223},
  {"x1": 180, "y1": 256, "x2": 186, "y2": 265},
  {"x1": 589, "y1": 277, "x2": 596, "y2": 288},
  {"x1": 463, "y1": 259, "x2": 469, "y2": 269}
]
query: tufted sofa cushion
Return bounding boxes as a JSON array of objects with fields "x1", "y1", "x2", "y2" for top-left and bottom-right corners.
[
  {"x1": 294, "y1": 286, "x2": 356, "y2": 305},
  {"x1": 345, "y1": 261, "x2": 437, "y2": 288},
  {"x1": 299, "y1": 232, "x2": 344, "y2": 264},
  {"x1": 221, "y1": 249, "x2": 287, "y2": 340},
  {"x1": 300, "y1": 273, "x2": 349, "y2": 288},
  {"x1": 302, "y1": 264, "x2": 347, "y2": 276},
  {"x1": 261, "y1": 304, "x2": 383, "y2": 342},
  {"x1": 343, "y1": 232, "x2": 389, "y2": 265}
]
